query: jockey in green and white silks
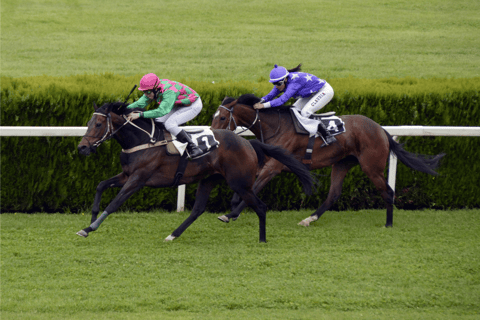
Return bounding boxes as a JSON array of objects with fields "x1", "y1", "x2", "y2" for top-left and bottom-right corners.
[
  {"x1": 126, "y1": 73, "x2": 203, "y2": 158},
  {"x1": 254, "y1": 64, "x2": 337, "y2": 146}
]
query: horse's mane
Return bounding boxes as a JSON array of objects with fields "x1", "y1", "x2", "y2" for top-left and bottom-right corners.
[
  {"x1": 97, "y1": 101, "x2": 145, "y2": 115},
  {"x1": 237, "y1": 94, "x2": 261, "y2": 107}
]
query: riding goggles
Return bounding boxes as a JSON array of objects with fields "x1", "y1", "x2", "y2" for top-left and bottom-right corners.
[
  {"x1": 143, "y1": 89, "x2": 156, "y2": 95},
  {"x1": 273, "y1": 80, "x2": 285, "y2": 87}
]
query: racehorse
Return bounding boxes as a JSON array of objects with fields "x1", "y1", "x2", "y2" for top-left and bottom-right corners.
[
  {"x1": 211, "y1": 94, "x2": 445, "y2": 227},
  {"x1": 76, "y1": 101, "x2": 315, "y2": 242}
]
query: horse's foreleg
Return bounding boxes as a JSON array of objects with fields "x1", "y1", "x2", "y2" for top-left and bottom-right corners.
[
  {"x1": 218, "y1": 159, "x2": 282, "y2": 223},
  {"x1": 77, "y1": 177, "x2": 145, "y2": 238},
  {"x1": 90, "y1": 173, "x2": 128, "y2": 224},
  {"x1": 166, "y1": 174, "x2": 223, "y2": 241},
  {"x1": 299, "y1": 156, "x2": 358, "y2": 227}
]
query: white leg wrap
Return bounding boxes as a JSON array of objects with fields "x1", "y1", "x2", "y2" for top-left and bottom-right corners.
[{"x1": 164, "y1": 235, "x2": 176, "y2": 242}]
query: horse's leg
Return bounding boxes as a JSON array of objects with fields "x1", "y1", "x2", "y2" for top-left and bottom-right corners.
[
  {"x1": 76, "y1": 177, "x2": 145, "y2": 238},
  {"x1": 236, "y1": 190, "x2": 268, "y2": 242},
  {"x1": 299, "y1": 156, "x2": 358, "y2": 226},
  {"x1": 218, "y1": 159, "x2": 283, "y2": 223},
  {"x1": 230, "y1": 193, "x2": 242, "y2": 211},
  {"x1": 361, "y1": 165, "x2": 395, "y2": 227},
  {"x1": 166, "y1": 174, "x2": 223, "y2": 241},
  {"x1": 90, "y1": 173, "x2": 128, "y2": 224}
]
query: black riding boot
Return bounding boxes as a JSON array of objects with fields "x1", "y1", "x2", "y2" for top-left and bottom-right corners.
[
  {"x1": 317, "y1": 121, "x2": 337, "y2": 147},
  {"x1": 176, "y1": 130, "x2": 203, "y2": 159}
]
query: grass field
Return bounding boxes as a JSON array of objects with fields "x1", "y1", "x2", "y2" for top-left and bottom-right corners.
[
  {"x1": 2, "y1": 0, "x2": 479, "y2": 80},
  {"x1": 2, "y1": 209, "x2": 479, "y2": 319}
]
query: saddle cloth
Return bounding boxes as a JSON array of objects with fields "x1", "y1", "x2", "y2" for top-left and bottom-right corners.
[
  {"x1": 166, "y1": 128, "x2": 220, "y2": 157},
  {"x1": 289, "y1": 108, "x2": 346, "y2": 137}
]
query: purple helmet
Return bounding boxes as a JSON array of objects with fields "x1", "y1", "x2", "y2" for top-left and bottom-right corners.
[{"x1": 269, "y1": 65, "x2": 289, "y2": 83}]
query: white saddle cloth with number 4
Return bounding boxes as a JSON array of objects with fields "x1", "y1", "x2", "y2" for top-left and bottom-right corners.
[{"x1": 291, "y1": 109, "x2": 345, "y2": 137}]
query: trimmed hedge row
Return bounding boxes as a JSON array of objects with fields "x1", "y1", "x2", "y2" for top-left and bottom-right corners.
[{"x1": 1, "y1": 74, "x2": 479, "y2": 212}]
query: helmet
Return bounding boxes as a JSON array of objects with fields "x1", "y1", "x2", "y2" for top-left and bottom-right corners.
[
  {"x1": 138, "y1": 73, "x2": 160, "y2": 91},
  {"x1": 269, "y1": 65, "x2": 289, "y2": 83}
]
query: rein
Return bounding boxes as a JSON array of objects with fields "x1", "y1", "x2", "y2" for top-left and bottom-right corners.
[
  {"x1": 83, "y1": 111, "x2": 159, "y2": 151},
  {"x1": 219, "y1": 105, "x2": 282, "y2": 143}
]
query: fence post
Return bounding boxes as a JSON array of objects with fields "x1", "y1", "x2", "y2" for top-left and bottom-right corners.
[
  {"x1": 387, "y1": 136, "x2": 399, "y2": 194},
  {"x1": 177, "y1": 184, "x2": 185, "y2": 212}
]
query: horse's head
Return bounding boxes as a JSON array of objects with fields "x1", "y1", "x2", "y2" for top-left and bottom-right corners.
[
  {"x1": 211, "y1": 94, "x2": 261, "y2": 131},
  {"x1": 78, "y1": 102, "x2": 127, "y2": 156}
]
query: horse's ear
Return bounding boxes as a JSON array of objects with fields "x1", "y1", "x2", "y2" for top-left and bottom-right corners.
[
  {"x1": 93, "y1": 102, "x2": 98, "y2": 110},
  {"x1": 222, "y1": 96, "x2": 231, "y2": 104}
]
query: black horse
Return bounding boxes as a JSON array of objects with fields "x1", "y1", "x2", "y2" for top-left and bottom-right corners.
[{"x1": 76, "y1": 101, "x2": 315, "y2": 242}]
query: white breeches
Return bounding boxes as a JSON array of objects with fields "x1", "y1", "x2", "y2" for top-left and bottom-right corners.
[
  {"x1": 293, "y1": 82, "x2": 334, "y2": 118},
  {"x1": 154, "y1": 98, "x2": 203, "y2": 136}
]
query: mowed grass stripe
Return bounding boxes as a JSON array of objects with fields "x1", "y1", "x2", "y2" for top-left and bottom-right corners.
[
  {"x1": 1, "y1": 209, "x2": 479, "y2": 319},
  {"x1": 2, "y1": 0, "x2": 479, "y2": 79}
]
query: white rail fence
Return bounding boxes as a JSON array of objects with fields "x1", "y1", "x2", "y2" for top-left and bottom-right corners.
[{"x1": 2, "y1": 126, "x2": 480, "y2": 211}]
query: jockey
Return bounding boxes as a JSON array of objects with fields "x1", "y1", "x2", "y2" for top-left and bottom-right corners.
[
  {"x1": 254, "y1": 64, "x2": 337, "y2": 146},
  {"x1": 126, "y1": 73, "x2": 203, "y2": 158}
]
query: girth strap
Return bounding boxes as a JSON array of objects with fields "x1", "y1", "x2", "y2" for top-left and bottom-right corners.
[
  {"x1": 302, "y1": 136, "x2": 316, "y2": 169},
  {"x1": 121, "y1": 140, "x2": 168, "y2": 154},
  {"x1": 170, "y1": 154, "x2": 189, "y2": 187}
]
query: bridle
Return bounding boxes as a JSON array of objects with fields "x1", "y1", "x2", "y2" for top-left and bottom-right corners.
[
  {"x1": 82, "y1": 111, "x2": 158, "y2": 150},
  {"x1": 218, "y1": 103, "x2": 282, "y2": 143},
  {"x1": 218, "y1": 105, "x2": 265, "y2": 143}
]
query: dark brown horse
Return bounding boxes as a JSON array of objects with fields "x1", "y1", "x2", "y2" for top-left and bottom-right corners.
[
  {"x1": 211, "y1": 94, "x2": 445, "y2": 227},
  {"x1": 76, "y1": 101, "x2": 315, "y2": 242}
]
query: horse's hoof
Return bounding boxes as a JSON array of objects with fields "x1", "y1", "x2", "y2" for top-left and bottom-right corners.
[
  {"x1": 76, "y1": 230, "x2": 88, "y2": 238},
  {"x1": 298, "y1": 216, "x2": 317, "y2": 227},
  {"x1": 385, "y1": 224, "x2": 393, "y2": 228},
  {"x1": 164, "y1": 235, "x2": 176, "y2": 242},
  {"x1": 217, "y1": 215, "x2": 230, "y2": 223},
  {"x1": 298, "y1": 220, "x2": 310, "y2": 227}
]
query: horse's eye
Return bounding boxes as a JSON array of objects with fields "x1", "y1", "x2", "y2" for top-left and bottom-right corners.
[
  {"x1": 96, "y1": 123, "x2": 102, "y2": 128},
  {"x1": 220, "y1": 117, "x2": 226, "y2": 121}
]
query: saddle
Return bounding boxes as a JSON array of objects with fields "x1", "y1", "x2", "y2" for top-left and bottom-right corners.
[
  {"x1": 289, "y1": 109, "x2": 345, "y2": 136},
  {"x1": 288, "y1": 109, "x2": 346, "y2": 168}
]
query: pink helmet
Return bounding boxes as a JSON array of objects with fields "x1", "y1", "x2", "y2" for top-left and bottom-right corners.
[{"x1": 138, "y1": 73, "x2": 160, "y2": 91}]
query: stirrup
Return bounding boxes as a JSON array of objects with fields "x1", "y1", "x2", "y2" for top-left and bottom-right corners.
[
  {"x1": 321, "y1": 136, "x2": 337, "y2": 148},
  {"x1": 187, "y1": 146, "x2": 203, "y2": 159}
]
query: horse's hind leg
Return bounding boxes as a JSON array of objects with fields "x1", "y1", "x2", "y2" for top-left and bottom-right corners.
[
  {"x1": 299, "y1": 156, "x2": 358, "y2": 226},
  {"x1": 166, "y1": 174, "x2": 224, "y2": 241},
  {"x1": 218, "y1": 159, "x2": 283, "y2": 223},
  {"x1": 362, "y1": 167, "x2": 395, "y2": 227},
  {"x1": 90, "y1": 173, "x2": 128, "y2": 223},
  {"x1": 234, "y1": 190, "x2": 268, "y2": 243}
]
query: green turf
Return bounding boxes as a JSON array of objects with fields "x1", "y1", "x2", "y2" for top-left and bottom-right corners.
[
  {"x1": 2, "y1": 209, "x2": 479, "y2": 319},
  {"x1": 2, "y1": 0, "x2": 479, "y2": 80}
]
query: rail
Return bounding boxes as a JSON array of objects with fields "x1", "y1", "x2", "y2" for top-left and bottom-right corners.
[{"x1": 2, "y1": 125, "x2": 479, "y2": 211}]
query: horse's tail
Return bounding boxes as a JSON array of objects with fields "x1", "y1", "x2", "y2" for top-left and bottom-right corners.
[
  {"x1": 385, "y1": 130, "x2": 446, "y2": 175},
  {"x1": 249, "y1": 139, "x2": 316, "y2": 195}
]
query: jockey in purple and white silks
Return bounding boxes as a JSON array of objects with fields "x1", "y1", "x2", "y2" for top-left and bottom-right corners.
[
  {"x1": 126, "y1": 73, "x2": 203, "y2": 158},
  {"x1": 254, "y1": 64, "x2": 337, "y2": 146}
]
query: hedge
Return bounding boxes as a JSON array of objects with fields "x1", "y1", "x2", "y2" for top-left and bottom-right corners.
[{"x1": 1, "y1": 74, "x2": 479, "y2": 212}]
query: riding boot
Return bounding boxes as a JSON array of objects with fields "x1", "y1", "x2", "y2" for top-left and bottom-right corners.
[
  {"x1": 317, "y1": 121, "x2": 337, "y2": 147},
  {"x1": 176, "y1": 130, "x2": 203, "y2": 159}
]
